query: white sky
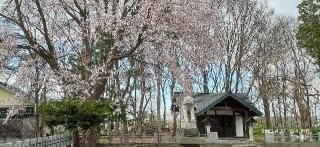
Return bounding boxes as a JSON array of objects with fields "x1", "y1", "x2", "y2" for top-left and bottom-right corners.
[{"x1": 267, "y1": 0, "x2": 302, "y2": 17}]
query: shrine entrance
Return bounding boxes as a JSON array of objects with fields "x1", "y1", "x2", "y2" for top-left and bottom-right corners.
[
  {"x1": 195, "y1": 95, "x2": 255, "y2": 138},
  {"x1": 210, "y1": 115, "x2": 235, "y2": 138}
]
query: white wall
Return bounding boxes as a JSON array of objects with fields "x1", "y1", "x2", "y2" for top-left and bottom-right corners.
[{"x1": 235, "y1": 116, "x2": 244, "y2": 137}]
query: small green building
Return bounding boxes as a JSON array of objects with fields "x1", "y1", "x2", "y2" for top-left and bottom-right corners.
[{"x1": 177, "y1": 91, "x2": 262, "y2": 140}]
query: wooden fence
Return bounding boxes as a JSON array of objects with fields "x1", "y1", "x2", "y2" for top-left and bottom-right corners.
[{"x1": 0, "y1": 133, "x2": 73, "y2": 147}]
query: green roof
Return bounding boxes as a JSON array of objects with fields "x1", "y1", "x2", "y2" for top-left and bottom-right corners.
[{"x1": 193, "y1": 91, "x2": 263, "y2": 116}]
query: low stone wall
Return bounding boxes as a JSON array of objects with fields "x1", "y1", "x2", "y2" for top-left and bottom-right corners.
[
  {"x1": 98, "y1": 143, "x2": 320, "y2": 147},
  {"x1": 97, "y1": 143, "x2": 183, "y2": 147}
]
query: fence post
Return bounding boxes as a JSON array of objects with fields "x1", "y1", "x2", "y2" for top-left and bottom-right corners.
[
  {"x1": 280, "y1": 131, "x2": 285, "y2": 142},
  {"x1": 65, "y1": 134, "x2": 70, "y2": 146},
  {"x1": 142, "y1": 132, "x2": 146, "y2": 143},
  {"x1": 164, "y1": 131, "x2": 168, "y2": 143},
  {"x1": 96, "y1": 133, "x2": 100, "y2": 144},
  {"x1": 59, "y1": 134, "x2": 63, "y2": 147},
  {"x1": 37, "y1": 137, "x2": 42, "y2": 147},
  {"x1": 318, "y1": 132, "x2": 320, "y2": 142},
  {"x1": 120, "y1": 133, "x2": 124, "y2": 143},
  {"x1": 57, "y1": 135, "x2": 61, "y2": 147},
  {"x1": 289, "y1": 131, "x2": 294, "y2": 142},
  {"x1": 30, "y1": 138, "x2": 37, "y2": 147},
  {"x1": 55, "y1": 135, "x2": 59, "y2": 147},
  {"x1": 154, "y1": 132, "x2": 158, "y2": 143},
  {"x1": 62, "y1": 134, "x2": 66, "y2": 147},
  {"x1": 49, "y1": 136, "x2": 53, "y2": 147},
  {"x1": 309, "y1": 131, "x2": 313, "y2": 143},
  {"x1": 108, "y1": 133, "x2": 113, "y2": 144},
  {"x1": 59, "y1": 135, "x2": 63, "y2": 146},
  {"x1": 70, "y1": 133, "x2": 74, "y2": 146},
  {"x1": 43, "y1": 136, "x2": 48, "y2": 146},
  {"x1": 51, "y1": 136, "x2": 55, "y2": 147}
]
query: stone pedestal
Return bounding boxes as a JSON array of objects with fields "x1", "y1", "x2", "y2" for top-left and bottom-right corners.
[
  {"x1": 207, "y1": 132, "x2": 218, "y2": 143},
  {"x1": 179, "y1": 128, "x2": 200, "y2": 137},
  {"x1": 177, "y1": 137, "x2": 207, "y2": 144},
  {"x1": 249, "y1": 126, "x2": 254, "y2": 142}
]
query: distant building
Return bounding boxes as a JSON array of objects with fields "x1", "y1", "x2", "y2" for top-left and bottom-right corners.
[
  {"x1": 0, "y1": 82, "x2": 35, "y2": 139},
  {"x1": 0, "y1": 82, "x2": 35, "y2": 118},
  {"x1": 176, "y1": 91, "x2": 262, "y2": 140}
]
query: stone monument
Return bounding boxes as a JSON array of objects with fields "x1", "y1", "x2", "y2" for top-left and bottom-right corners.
[{"x1": 179, "y1": 96, "x2": 199, "y2": 137}]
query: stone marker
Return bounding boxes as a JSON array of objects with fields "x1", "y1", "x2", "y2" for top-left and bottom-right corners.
[
  {"x1": 131, "y1": 132, "x2": 136, "y2": 143},
  {"x1": 207, "y1": 132, "x2": 218, "y2": 143},
  {"x1": 300, "y1": 130, "x2": 304, "y2": 142},
  {"x1": 265, "y1": 132, "x2": 275, "y2": 143},
  {"x1": 280, "y1": 131, "x2": 285, "y2": 142},
  {"x1": 289, "y1": 131, "x2": 295, "y2": 142}
]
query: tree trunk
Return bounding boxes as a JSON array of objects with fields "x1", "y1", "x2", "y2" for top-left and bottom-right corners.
[
  {"x1": 138, "y1": 80, "x2": 146, "y2": 134},
  {"x1": 170, "y1": 74, "x2": 176, "y2": 136},
  {"x1": 156, "y1": 68, "x2": 162, "y2": 139},
  {"x1": 74, "y1": 130, "x2": 81, "y2": 147},
  {"x1": 83, "y1": 128, "x2": 99, "y2": 147},
  {"x1": 262, "y1": 97, "x2": 272, "y2": 129},
  {"x1": 202, "y1": 67, "x2": 209, "y2": 93},
  {"x1": 271, "y1": 100, "x2": 277, "y2": 128},
  {"x1": 295, "y1": 98, "x2": 311, "y2": 129},
  {"x1": 162, "y1": 82, "x2": 167, "y2": 127},
  {"x1": 277, "y1": 96, "x2": 283, "y2": 127}
]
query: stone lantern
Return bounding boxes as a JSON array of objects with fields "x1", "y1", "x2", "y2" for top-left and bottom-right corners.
[{"x1": 206, "y1": 124, "x2": 211, "y2": 134}]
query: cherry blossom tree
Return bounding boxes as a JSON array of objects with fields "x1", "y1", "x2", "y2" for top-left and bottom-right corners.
[{"x1": 0, "y1": 0, "x2": 220, "y2": 146}]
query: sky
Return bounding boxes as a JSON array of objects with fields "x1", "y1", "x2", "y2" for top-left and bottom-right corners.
[{"x1": 267, "y1": 0, "x2": 302, "y2": 17}]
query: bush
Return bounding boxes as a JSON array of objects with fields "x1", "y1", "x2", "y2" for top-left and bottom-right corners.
[{"x1": 39, "y1": 99, "x2": 124, "y2": 131}]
